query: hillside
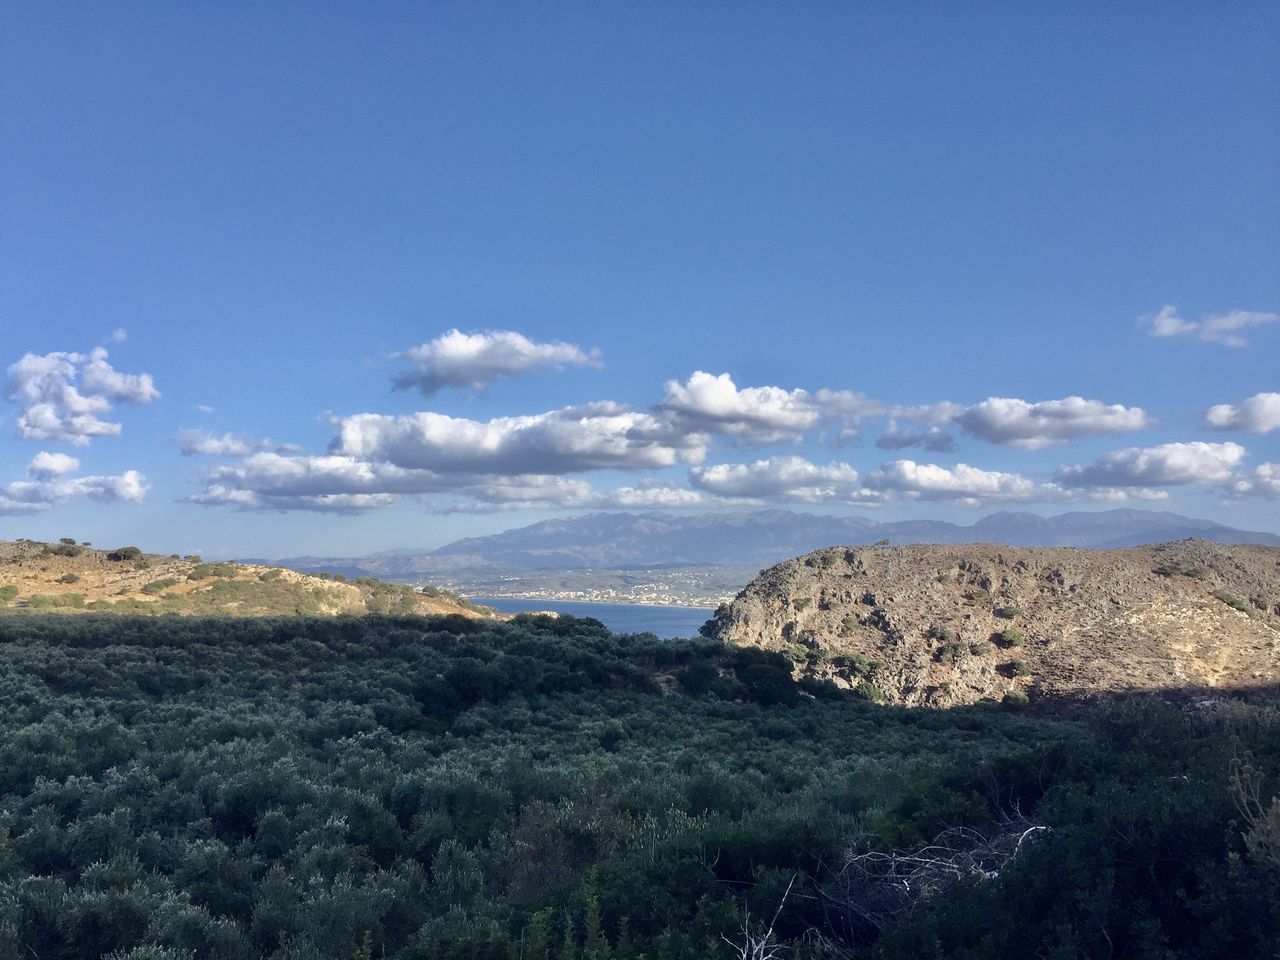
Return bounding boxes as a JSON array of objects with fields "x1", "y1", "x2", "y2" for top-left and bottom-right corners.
[
  {"x1": 704, "y1": 539, "x2": 1280, "y2": 707},
  {"x1": 0, "y1": 539, "x2": 490, "y2": 617},
  {"x1": 262, "y1": 508, "x2": 1280, "y2": 579}
]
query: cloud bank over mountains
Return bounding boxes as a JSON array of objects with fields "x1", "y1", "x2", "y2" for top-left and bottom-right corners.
[
  {"x1": 3, "y1": 320, "x2": 1275, "y2": 521},
  {"x1": 167, "y1": 321, "x2": 1277, "y2": 514}
]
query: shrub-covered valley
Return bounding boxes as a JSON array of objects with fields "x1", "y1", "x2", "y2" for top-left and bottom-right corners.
[{"x1": 0, "y1": 609, "x2": 1277, "y2": 959}]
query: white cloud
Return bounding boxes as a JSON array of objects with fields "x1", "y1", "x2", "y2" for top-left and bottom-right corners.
[
  {"x1": 109, "y1": 328, "x2": 128, "y2": 343},
  {"x1": 875, "y1": 421, "x2": 957, "y2": 452},
  {"x1": 332, "y1": 402, "x2": 706, "y2": 474},
  {"x1": 393, "y1": 329, "x2": 601, "y2": 395},
  {"x1": 80, "y1": 348, "x2": 160, "y2": 404},
  {"x1": 1228, "y1": 463, "x2": 1280, "y2": 500},
  {"x1": 5, "y1": 347, "x2": 159, "y2": 445},
  {"x1": 1056, "y1": 441, "x2": 1247, "y2": 488},
  {"x1": 0, "y1": 454, "x2": 147, "y2": 515},
  {"x1": 661, "y1": 371, "x2": 821, "y2": 443},
  {"x1": 1205, "y1": 393, "x2": 1280, "y2": 434},
  {"x1": 867, "y1": 460, "x2": 1047, "y2": 505},
  {"x1": 28, "y1": 451, "x2": 81, "y2": 478},
  {"x1": 955, "y1": 396, "x2": 1152, "y2": 449},
  {"x1": 177, "y1": 429, "x2": 303, "y2": 456},
  {"x1": 813, "y1": 388, "x2": 887, "y2": 440},
  {"x1": 188, "y1": 453, "x2": 437, "y2": 512},
  {"x1": 603, "y1": 482, "x2": 707, "y2": 509},
  {"x1": 189, "y1": 446, "x2": 717, "y2": 514},
  {"x1": 1144, "y1": 304, "x2": 1278, "y2": 347},
  {"x1": 887, "y1": 401, "x2": 966, "y2": 424},
  {"x1": 195, "y1": 404, "x2": 216, "y2": 415},
  {"x1": 690, "y1": 456, "x2": 878, "y2": 504}
]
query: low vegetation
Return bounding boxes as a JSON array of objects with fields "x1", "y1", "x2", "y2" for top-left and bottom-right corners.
[{"x1": 0, "y1": 613, "x2": 1273, "y2": 958}]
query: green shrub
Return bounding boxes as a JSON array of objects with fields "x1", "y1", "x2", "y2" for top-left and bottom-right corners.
[
  {"x1": 1212, "y1": 590, "x2": 1251, "y2": 614},
  {"x1": 856, "y1": 680, "x2": 885, "y2": 703},
  {"x1": 56, "y1": 573, "x2": 80, "y2": 584},
  {"x1": 970, "y1": 640, "x2": 994, "y2": 656},
  {"x1": 935, "y1": 641, "x2": 965, "y2": 664},
  {"x1": 142, "y1": 578, "x2": 180, "y2": 596},
  {"x1": 1154, "y1": 561, "x2": 1211, "y2": 580},
  {"x1": 188, "y1": 563, "x2": 236, "y2": 580},
  {"x1": 1003, "y1": 688, "x2": 1030, "y2": 709},
  {"x1": 927, "y1": 625, "x2": 956, "y2": 643},
  {"x1": 831, "y1": 652, "x2": 872, "y2": 677},
  {"x1": 995, "y1": 605, "x2": 1020, "y2": 620},
  {"x1": 1011, "y1": 659, "x2": 1030, "y2": 677},
  {"x1": 27, "y1": 593, "x2": 84, "y2": 609},
  {"x1": 0, "y1": 585, "x2": 17, "y2": 602},
  {"x1": 258, "y1": 569, "x2": 283, "y2": 582},
  {"x1": 997, "y1": 628, "x2": 1025, "y2": 648},
  {"x1": 793, "y1": 597, "x2": 812, "y2": 612},
  {"x1": 107, "y1": 546, "x2": 142, "y2": 561}
]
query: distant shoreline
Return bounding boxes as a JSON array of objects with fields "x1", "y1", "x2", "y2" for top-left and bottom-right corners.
[{"x1": 471, "y1": 595, "x2": 720, "y2": 611}]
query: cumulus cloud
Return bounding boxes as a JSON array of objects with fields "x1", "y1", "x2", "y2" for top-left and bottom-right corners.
[
  {"x1": 955, "y1": 396, "x2": 1152, "y2": 449},
  {"x1": 177, "y1": 429, "x2": 303, "y2": 456},
  {"x1": 867, "y1": 460, "x2": 1048, "y2": 505},
  {"x1": 392, "y1": 329, "x2": 601, "y2": 396},
  {"x1": 28, "y1": 451, "x2": 81, "y2": 478},
  {"x1": 188, "y1": 445, "x2": 717, "y2": 514},
  {"x1": 187, "y1": 453, "x2": 440, "y2": 513},
  {"x1": 690, "y1": 456, "x2": 879, "y2": 504},
  {"x1": 1205, "y1": 393, "x2": 1280, "y2": 434},
  {"x1": 332, "y1": 402, "x2": 706, "y2": 475},
  {"x1": 0, "y1": 453, "x2": 148, "y2": 515},
  {"x1": 1144, "y1": 305, "x2": 1278, "y2": 347},
  {"x1": 1056, "y1": 441, "x2": 1247, "y2": 488},
  {"x1": 661, "y1": 372, "x2": 821, "y2": 443},
  {"x1": 5, "y1": 347, "x2": 159, "y2": 445},
  {"x1": 1227, "y1": 463, "x2": 1280, "y2": 500},
  {"x1": 875, "y1": 421, "x2": 957, "y2": 452}
]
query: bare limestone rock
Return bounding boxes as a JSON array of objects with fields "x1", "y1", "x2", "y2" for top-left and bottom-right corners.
[{"x1": 704, "y1": 539, "x2": 1280, "y2": 707}]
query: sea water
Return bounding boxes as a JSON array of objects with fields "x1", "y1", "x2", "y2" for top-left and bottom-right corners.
[{"x1": 473, "y1": 598, "x2": 716, "y2": 639}]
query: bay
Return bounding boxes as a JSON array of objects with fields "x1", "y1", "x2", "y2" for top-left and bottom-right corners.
[{"x1": 473, "y1": 598, "x2": 716, "y2": 639}]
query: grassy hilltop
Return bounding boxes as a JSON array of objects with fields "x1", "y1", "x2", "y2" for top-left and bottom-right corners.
[{"x1": 0, "y1": 539, "x2": 490, "y2": 618}]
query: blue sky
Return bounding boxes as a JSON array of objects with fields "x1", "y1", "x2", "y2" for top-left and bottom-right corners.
[{"x1": 2, "y1": 3, "x2": 1278, "y2": 558}]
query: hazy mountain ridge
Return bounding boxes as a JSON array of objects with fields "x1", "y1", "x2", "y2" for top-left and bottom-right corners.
[
  {"x1": 257, "y1": 508, "x2": 1280, "y2": 578},
  {"x1": 706, "y1": 538, "x2": 1280, "y2": 707}
]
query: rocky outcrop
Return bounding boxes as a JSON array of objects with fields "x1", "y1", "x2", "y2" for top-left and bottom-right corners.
[{"x1": 704, "y1": 539, "x2": 1280, "y2": 707}]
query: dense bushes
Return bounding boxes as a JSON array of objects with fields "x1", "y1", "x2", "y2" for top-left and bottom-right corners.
[{"x1": 0, "y1": 613, "x2": 1273, "y2": 958}]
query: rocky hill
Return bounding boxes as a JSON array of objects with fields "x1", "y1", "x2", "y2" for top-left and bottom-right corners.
[
  {"x1": 0, "y1": 539, "x2": 490, "y2": 618},
  {"x1": 703, "y1": 539, "x2": 1280, "y2": 707}
]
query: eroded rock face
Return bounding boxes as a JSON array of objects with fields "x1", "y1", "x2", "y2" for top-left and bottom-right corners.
[{"x1": 704, "y1": 540, "x2": 1280, "y2": 707}]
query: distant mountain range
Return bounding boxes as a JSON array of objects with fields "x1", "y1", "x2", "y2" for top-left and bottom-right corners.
[{"x1": 253, "y1": 509, "x2": 1280, "y2": 579}]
